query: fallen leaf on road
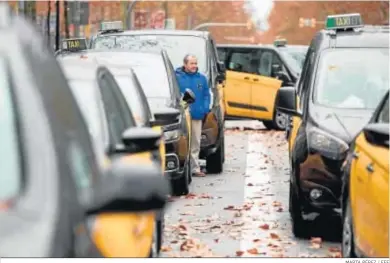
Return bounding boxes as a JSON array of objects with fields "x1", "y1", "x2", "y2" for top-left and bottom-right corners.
[
  {"x1": 259, "y1": 224, "x2": 270, "y2": 230},
  {"x1": 170, "y1": 240, "x2": 178, "y2": 244},
  {"x1": 247, "y1": 248, "x2": 259, "y2": 255},
  {"x1": 185, "y1": 193, "x2": 197, "y2": 199},
  {"x1": 224, "y1": 205, "x2": 235, "y2": 210},
  {"x1": 235, "y1": 251, "x2": 244, "y2": 257},
  {"x1": 210, "y1": 225, "x2": 221, "y2": 230},
  {"x1": 180, "y1": 239, "x2": 196, "y2": 251},
  {"x1": 276, "y1": 207, "x2": 283, "y2": 212},
  {"x1": 214, "y1": 239, "x2": 219, "y2": 243},
  {"x1": 310, "y1": 237, "x2": 322, "y2": 249},
  {"x1": 272, "y1": 201, "x2": 282, "y2": 207},
  {"x1": 328, "y1": 247, "x2": 341, "y2": 253},
  {"x1": 232, "y1": 221, "x2": 245, "y2": 227},
  {"x1": 247, "y1": 183, "x2": 254, "y2": 186},
  {"x1": 329, "y1": 252, "x2": 342, "y2": 258},
  {"x1": 234, "y1": 211, "x2": 242, "y2": 217},
  {"x1": 270, "y1": 233, "x2": 280, "y2": 239},
  {"x1": 253, "y1": 239, "x2": 261, "y2": 243},
  {"x1": 180, "y1": 211, "x2": 195, "y2": 216},
  {"x1": 161, "y1": 246, "x2": 172, "y2": 252},
  {"x1": 178, "y1": 225, "x2": 187, "y2": 231}
]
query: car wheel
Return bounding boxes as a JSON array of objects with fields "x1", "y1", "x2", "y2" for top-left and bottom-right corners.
[
  {"x1": 206, "y1": 138, "x2": 224, "y2": 174},
  {"x1": 221, "y1": 135, "x2": 225, "y2": 164},
  {"x1": 289, "y1": 172, "x2": 307, "y2": 238},
  {"x1": 262, "y1": 120, "x2": 274, "y2": 130},
  {"x1": 149, "y1": 221, "x2": 159, "y2": 258},
  {"x1": 273, "y1": 110, "x2": 288, "y2": 130},
  {"x1": 342, "y1": 199, "x2": 357, "y2": 257},
  {"x1": 171, "y1": 170, "x2": 189, "y2": 196},
  {"x1": 187, "y1": 158, "x2": 192, "y2": 185}
]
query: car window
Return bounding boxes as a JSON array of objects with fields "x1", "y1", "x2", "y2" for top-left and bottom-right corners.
[
  {"x1": 99, "y1": 75, "x2": 128, "y2": 145},
  {"x1": 279, "y1": 48, "x2": 305, "y2": 73},
  {"x1": 132, "y1": 64, "x2": 172, "y2": 99},
  {"x1": 228, "y1": 49, "x2": 259, "y2": 74},
  {"x1": 217, "y1": 48, "x2": 227, "y2": 65},
  {"x1": 93, "y1": 34, "x2": 208, "y2": 74},
  {"x1": 114, "y1": 75, "x2": 148, "y2": 126},
  {"x1": 0, "y1": 57, "x2": 22, "y2": 201},
  {"x1": 314, "y1": 48, "x2": 389, "y2": 109},
  {"x1": 67, "y1": 138, "x2": 93, "y2": 189},
  {"x1": 377, "y1": 95, "x2": 389, "y2": 123}
]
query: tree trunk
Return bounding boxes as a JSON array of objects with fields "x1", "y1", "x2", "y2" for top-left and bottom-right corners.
[
  {"x1": 64, "y1": 0, "x2": 70, "y2": 38},
  {"x1": 46, "y1": 1, "x2": 51, "y2": 45}
]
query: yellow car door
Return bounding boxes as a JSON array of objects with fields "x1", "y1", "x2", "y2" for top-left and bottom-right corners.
[
  {"x1": 223, "y1": 70, "x2": 252, "y2": 118},
  {"x1": 288, "y1": 96, "x2": 301, "y2": 154},
  {"x1": 250, "y1": 75, "x2": 282, "y2": 120},
  {"x1": 151, "y1": 125, "x2": 166, "y2": 171},
  {"x1": 349, "y1": 133, "x2": 374, "y2": 254},
  {"x1": 351, "y1": 132, "x2": 389, "y2": 257}
]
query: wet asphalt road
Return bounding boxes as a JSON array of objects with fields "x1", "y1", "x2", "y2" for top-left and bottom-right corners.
[{"x1": 161, "y1": 120, "x2": 342, "y2": 258}]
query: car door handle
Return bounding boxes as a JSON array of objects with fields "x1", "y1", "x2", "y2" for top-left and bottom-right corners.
[
  {"x1": 352, "y1": 151, "x2": 359, "y2": 159},
  {"x1": 244, "y1": 77, "x2": 250, "y2": 80},
  {"x1": 253, "y1": 78, "x2": 259, "y2": 81},
  {"x1": 366, "y1": 163, "x2": 374, "y2": 173}
]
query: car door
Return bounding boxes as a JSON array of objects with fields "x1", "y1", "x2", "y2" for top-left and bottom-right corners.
[
  {"x1": 359, "y1": 95, "x2": 389, "y2": 257},
  {"x1": 224, "y1": 48, "x2": 255, "y2": 118},
  {"x1": 250, "y1": 49, "x2": 282, "y2": 120},
  {"x1": 210, "y1": 38, "x2": 225, "y2": 117}
]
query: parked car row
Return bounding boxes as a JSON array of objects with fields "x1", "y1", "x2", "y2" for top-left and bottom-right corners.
[{"x1": 273, "y1": 13, "x2": 389, "y2": 258}]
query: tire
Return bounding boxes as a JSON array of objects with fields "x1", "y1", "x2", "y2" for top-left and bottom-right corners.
[
  {"x1": 206, "y1": 137, "x2": 224, "y2": 174},
  {"x1": 289, "y1": 179, "x2": 307, "y2": 238},
  {"x1": 221, "y1": 135, "x2": 226, "y2": 164},
  {"x1": 342, "y1": 199, "x2": 357, "y2": 257},
  {"x1": 171, "y1": 167, "x2": 190, "y2": 196},
  {"x1": 187, "y1": 158, "x2": 192, "y2": 185},
  {"x1": 273, "y1": 110, "x2": 289, "y2": 130},
  {"x1": 263, "y1": 120, "x2": 274, "y2": 130},
  {"x1": 149, "y1": 221, "x2": 159, "y2": 258}
]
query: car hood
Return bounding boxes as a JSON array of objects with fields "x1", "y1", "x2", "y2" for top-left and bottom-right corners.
[
  {"x1": 310, "y1": 105, "x2": 374, "y2": 143},
  {"x1": 148, "y1": 97, "x2": 177, "y2": 112}
]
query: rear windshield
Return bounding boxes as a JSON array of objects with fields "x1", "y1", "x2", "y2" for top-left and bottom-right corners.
[
  {"x1": 314, "y1": 48, "x2": 389, "y2": 109},
  {"x1": 0, "y1": 57, "x2": 22, "y2": 202},
  {"x1": 93, "y1": 34, "x2": 207, "y2": 73}
]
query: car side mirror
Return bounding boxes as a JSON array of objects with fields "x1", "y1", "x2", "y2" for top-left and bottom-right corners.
[
  {"x1": 363, "y1": 123, "x2": 389, "y2": 148},
  {"x1": 86, "y1": 161, "x2": 170, "y2": 215},
  {"x1": 217, "y1": 61, "x2": 226, "y2": 73},
  {"x1": 275, "y1": 86, "x2": 301, "y2": 117},
  {"x1": 115, "y1": 127, "x2": 161, "y2": 153},
  {"x1": 151, "y1": 107, "x2": 180, "y2": 126},
  {"x1": 183, "y1": 89, "x2": 196, "y2": 104}
]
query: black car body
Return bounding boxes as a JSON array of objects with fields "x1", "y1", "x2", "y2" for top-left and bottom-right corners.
[
  {"x1": 0, "y1": 5, "x2": 169, "y2": 257},
  {"x1": 90, "y1": 29, "x2": 226, "y2": 174},
  {"x1": 274, "y1": 15, "x2": 389, "y2": 237}
]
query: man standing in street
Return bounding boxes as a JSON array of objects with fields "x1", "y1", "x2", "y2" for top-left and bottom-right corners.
[{"x1": 176, "y1": 54, "x2": 210, "y2": 177}]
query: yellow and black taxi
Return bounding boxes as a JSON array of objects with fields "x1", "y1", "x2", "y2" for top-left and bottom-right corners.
[
  {"x1": 274, "y1": 13, "x2": 389, "y2": 237},
  {"x1": 55, "y1": 37, "x2": 89, "y2": 56},
  {"x1": 90, "y1": 21, "x2": 226, "y2": 174},
  {"x1": 341, "y1": 90, "x2": 389, "y2": 258},
  {"x1": 0, "y1": 5, "x2": 170, "y2": 257},
  {"x1": 216, "y1": 41, "x2": 301, "y2": 130},
  {"x1": 57, "y1": 57, "x2": 168, "y2": 257},
  {"x1": 273, "y1": 38, "x2": 308, "y2": 69}
]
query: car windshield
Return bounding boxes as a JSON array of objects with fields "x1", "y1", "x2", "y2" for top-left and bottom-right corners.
[
  {"x1": 0, "y1": 57, "x2": 21, "y2": 202},
  {"x1": 67, "y1": 79, "x2": 107, "y2": 148},
  {"x1": 278, "y1": 49, "x2": 303, "y2": 73},
  {"x1": 314, "y1": 48, "x2": 389, "y2": 109},
  {"x1": 113, "y1": 75, "x2": 148, "y2": 126},
  {"x1": 280, "y1": 47, "x2": 308, "y2": 70},
  {"x1": 93, "y1": 34, "x2": 207, "y2": 73}
]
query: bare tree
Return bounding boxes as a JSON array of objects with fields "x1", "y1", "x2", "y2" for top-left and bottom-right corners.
[
  {"x1": 46, "y1": 1, "x2": 51, "y2": 44},
  {"x1": 64, "y1": 0, "x2": 70, "y2": 38}
]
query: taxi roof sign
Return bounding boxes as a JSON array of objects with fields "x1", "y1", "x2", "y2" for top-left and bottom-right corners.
[
  {"x1": 325, "y1": 13, "x2": 363, "y2": 30},
  {"x1": 100, "y1": 21, "x2": 123, "y2": 32},
  {"x1": 274, "y1": 39, "x2": 287, "y2": 47},
  {"x1": 61, "y1": 38, "x2": 88, "y2": 52}
]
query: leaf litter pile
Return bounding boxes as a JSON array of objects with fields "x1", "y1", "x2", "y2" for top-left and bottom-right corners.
[{"x1": 162, "y1": 127, "x2": 341, "y2": 257}]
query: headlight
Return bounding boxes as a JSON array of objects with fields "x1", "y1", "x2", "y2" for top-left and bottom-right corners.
[
  {"x1": 164, "y1": 129, "x2": 180, "y2": 142},
  {"x1": 307, "y1": 126, "x2": 349, "y2": 160}
]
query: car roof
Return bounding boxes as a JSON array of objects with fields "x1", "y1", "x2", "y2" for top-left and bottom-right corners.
[
  {"x1": 316, "y1": 26, "x2": 389, "y2": 49},
  {"x1": 98, "y1": 29, "x2": 210, "y2": 38},
  {"x1": 58, "y1": 58, "x2": 100, "y2": 80}
]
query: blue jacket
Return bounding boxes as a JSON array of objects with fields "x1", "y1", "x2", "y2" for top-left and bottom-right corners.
[{"x1": 175, "y1": 67, "x2": 210, "y2": 120}]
